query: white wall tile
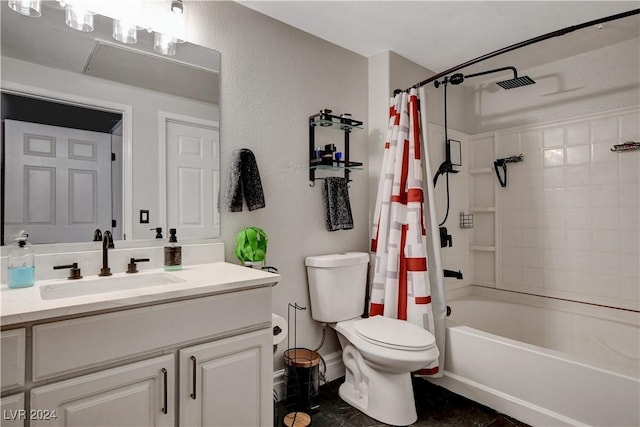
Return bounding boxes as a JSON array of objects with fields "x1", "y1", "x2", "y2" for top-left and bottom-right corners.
[
  {"x1": 565, "y1": 165, "x2": 590, "y2": 187},
  {"x1": 565, "y1": 250, "x2": 592, "y2": 273},
  {"x1": 591, "y1": 162, "x2": 619, "y2": 185},
  {"x1": 620, "y1": 155, "x2": 640, "y2": 184},
  {"x1": 543, "y1": 208, "x2": 566, "y2": 229},
  {"x1": 592, "y1": 207, "x2": 620, "y2": 230},
  {"x1": 591, "y1": 117, "x2": 618, "y2": 143},
  {"x1": 544, "y1": 188, "x2": 566, "y2": 208},
  {"x1": 619, "y1": 113, "x2": 640, "y2": 141},
  {"x1": 567, "y1": 229, "x2": 592, "y2": 251},
  {"x1": 543, "y1": 127, "x2": 564, "y2": 147},
  {"x1": 565, "y1": 187, "x2": 591, "y2": 208},
  {"x1": 503, "y1": 246, "x2": 522, "y2": 267},
  {"x1": 565, "y1": 122, "x2": 590, "y2": 146},
  {"x1": 522, "y1": 208, "x2": 544, "y2": 228},
  {"x1": 591, "y1": 185, "x2": 619, "y2": 208},
  {"x1": 522, "y1": 248, "x2": 544, "y2": 268},
  {"x1": 619, "y1": 253, "x2": 640, "y2": 278},
  {"x1": 619, "y1": 230, "x2": 639, "y2": 254},
  {"x1": 544, "y1": 167, "x2": 565, "y2": 188},
  {"x1": 591, "y1": 229, "x2": 619, "y2": 253},
  {"x1": 566, "y1": 145, "x2": 590, "y2": 165},
  {"x1": 619, "y1": 184, "x2": 639, "y2": 208},
  {"x1": 521, "y1": 227, "x2": 544, "y2": 248},
  {"x1": 566, "y1": 208, "x2": 592, "y2": 229},
  {"x1": 543, "y1": 228, "x2": 566, "y2": 249},
  {"x1": 620, "y1": 207, "x2": 640, "y2": 230},
  {"x1": 522, "y1": 188, "x2": 544, "y2": 209},
  {"x1": 591, "y1": 142, "x2": 617, "y2": 163},
  {"x1": 521, "y1": 168, "x2": 543, "y2": 189},
  {"x1": 543, "y1": 147, "x2": 565, "y2": 167}
]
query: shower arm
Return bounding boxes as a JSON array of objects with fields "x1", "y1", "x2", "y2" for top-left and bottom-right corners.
[{"x1": 463, "y1": 66, "x2": 519, "y2": 81}]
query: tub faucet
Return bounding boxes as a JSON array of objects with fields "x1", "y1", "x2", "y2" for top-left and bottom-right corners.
[
  {"x1": 443, "y1": 269, "x2": 463, "y2": 280},
  {"x1": 99, "y1": 231, "x2": 115, "y2": 276}
]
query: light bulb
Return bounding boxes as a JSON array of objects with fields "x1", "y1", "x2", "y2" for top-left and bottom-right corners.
[
  {"x1": 113, "y1": 20, "x2": 138, "y2": 44},
  {"x1": 8, "y1": 0, "x2": 41, "y2": 17},
  {"x1": 154, "y1": 33, "x2": 177, "y2": 56},
  {"x1": 65, "y1": 4, "x2": 94, "y2": 32}
]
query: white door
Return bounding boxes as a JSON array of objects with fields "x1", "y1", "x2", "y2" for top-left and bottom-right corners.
[
  {"x1": 4, "y1": 120, "x2": 112, "y2": 244},
  {"x1": 165, "y1": 120, "x2": 220, "y2": 240},
  {"x1": 30, "y1": 355, "x2": 174, "y2": 427},
  {"x1": 179, "y1": 329, "x2": 272, "y2": 427}
]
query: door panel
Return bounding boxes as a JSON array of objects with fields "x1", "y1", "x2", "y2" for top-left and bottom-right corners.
[
  {"x1": 4, "y1": 119, "x2": 112, "y2": 243},
  {"x1": 166, "y1": 120, "x2": 219, "y2": 239}
]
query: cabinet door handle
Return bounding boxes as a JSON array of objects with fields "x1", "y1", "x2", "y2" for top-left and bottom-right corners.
[
  {"x1": 190, "y1": 356, "x2": 197, "y2": 400},
  {"x1": 161, "y1": 368, "x2": 168, "y2": 414}
]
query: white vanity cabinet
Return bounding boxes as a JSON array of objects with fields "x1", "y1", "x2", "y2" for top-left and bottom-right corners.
[
  {"x1": 1, "y1": 268, "x2": 276, "y2": 427},
  {"x1": 179, "y1": 329, "x2": 272, "y2": 426}
]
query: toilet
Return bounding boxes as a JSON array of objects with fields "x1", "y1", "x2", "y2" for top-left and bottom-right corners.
[{"x1": 305, "y1": 252, "x2": 439, "y2": 426}]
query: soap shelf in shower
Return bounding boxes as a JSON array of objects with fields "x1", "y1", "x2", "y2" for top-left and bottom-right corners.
[
  {"x1": 610, "y1": 141, "x2": 640, "y2": 152},
  {"x1": 469, "y1": 245, "x2": 496, "y2": 252},
  {"x1": 470, "y1": 207, "x2": 496, "y2": 213}
]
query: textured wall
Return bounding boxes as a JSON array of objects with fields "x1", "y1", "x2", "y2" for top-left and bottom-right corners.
[{"x1": 185, "y1": 1, "x2": 369, "y2": 369}]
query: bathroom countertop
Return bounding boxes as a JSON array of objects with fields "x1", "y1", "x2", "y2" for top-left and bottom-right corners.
[{"x1": 1, "y1": 262, "x2": 280, "y2": 326}]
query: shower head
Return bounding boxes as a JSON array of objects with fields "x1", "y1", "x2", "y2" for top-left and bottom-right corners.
[
  {"x1": 435, "y1": 66, "x2": 536, "y2": 90},
  {"x1": 496, "y1": 75, "x2": 536, "y2": 89}
]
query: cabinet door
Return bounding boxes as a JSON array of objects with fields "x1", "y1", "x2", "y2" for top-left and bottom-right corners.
[
  {"x1": 180, "y1": 329, "x2": 272, "y2": 427},
  {"x1": 1, "y1": 329, "x2": 26, "y2": 391},
  {"x1": 1, "y1": 393, "x2": 25, "y2": 427},
  {"x1": 31, "y1": 355, "x2": 174, "y2": 427}
]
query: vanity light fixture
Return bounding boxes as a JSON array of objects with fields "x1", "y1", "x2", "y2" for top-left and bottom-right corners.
[
  {"x1": 64, "y1": 3, "x2": 94, "y2": 32},
  {"x1": 171, "y1": 0, "x2": 183, "y2": 15},
  {"x1": 154, "y1": 33, "x2": 177, "y2": 56},
  {"x1": 8, "y1": 0, "x2": 41, "y2": 17},
  {"x1": 113, "y1": 19, "x2": 138, "y2": 44}
]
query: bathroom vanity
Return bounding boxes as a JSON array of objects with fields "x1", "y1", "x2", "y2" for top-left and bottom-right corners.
[{"x1": 0, "y1": 262, "x2": 279, "y2": 427}]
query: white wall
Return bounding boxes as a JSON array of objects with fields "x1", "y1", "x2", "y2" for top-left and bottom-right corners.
[
  {"x1": 466, "y1": 38, "x2": 640, "y2": 134},
  {"x1": 185, "y1": 1, "x2": 369, "y2": 369}
]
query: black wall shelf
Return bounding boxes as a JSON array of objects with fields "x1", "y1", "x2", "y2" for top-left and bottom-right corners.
[{"x1": 309, "y1": 109, "x2": 363, "y2": 185}]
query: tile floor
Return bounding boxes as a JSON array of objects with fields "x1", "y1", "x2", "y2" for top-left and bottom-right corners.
[{"x1": 277, "y1": 377, "x2": 530, "y2": 427}]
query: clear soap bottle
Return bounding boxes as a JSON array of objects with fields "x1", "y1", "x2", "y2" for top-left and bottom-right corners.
[
  {"x1": 164, "y1": 228, "x2": 182, "y2": 271},
  {"x1": 8, "y1": 230, "x2": 35, "y2": 288}
]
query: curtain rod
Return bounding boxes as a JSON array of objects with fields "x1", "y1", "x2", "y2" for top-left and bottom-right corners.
[{"x1": 400, "y1": 8, "x2": 640, "y2": 93}]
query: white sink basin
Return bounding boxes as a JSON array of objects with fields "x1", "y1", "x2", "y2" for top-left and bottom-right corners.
[{"x1": 40, "y1": 273, "x2": 185, "y2": 300}]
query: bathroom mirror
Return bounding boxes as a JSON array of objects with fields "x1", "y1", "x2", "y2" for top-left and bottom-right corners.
[{"x1": 1, "y1": 1, "x2": 221, "y2": 245}]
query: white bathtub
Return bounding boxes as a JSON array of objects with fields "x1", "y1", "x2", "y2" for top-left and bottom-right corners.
[{"x1": 430, "y1": 287, "x2": 640, "y2": 427}]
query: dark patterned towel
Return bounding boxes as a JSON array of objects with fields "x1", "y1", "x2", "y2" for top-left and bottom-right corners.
[
  {"x1": 226, "y1": 148, "x2": 265, "y2": 212},
  {"x1": 323, "y1": 177, "x2": 353, "y2": 231}
]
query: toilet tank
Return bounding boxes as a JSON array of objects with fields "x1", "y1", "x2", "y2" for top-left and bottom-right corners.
[{"x1": 305, "y1": 252, "x2": 369, "y2": 322}]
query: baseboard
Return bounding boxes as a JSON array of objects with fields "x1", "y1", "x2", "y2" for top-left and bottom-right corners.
[{"x1": 273, "y1": 350, "x2": 345, "y2": 401}]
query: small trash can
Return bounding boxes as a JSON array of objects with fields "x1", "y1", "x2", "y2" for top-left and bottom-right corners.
[{"x1": 284, "y1": 348, "x2": 320, "y2": 413}]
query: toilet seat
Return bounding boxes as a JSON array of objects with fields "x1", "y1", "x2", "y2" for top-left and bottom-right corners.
[{"x1": 354, "y1": 316, "x2": 435, "y2": 351}]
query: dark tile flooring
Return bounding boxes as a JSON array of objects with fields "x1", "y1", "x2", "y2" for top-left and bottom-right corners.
[{"x1": 277, "y1": 377, "x2": 530, "y2": 427}]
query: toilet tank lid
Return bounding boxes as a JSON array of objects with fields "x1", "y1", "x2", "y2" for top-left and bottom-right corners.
[{"x1": 305, "y1": 252, "x2": 369, "y2": 268}]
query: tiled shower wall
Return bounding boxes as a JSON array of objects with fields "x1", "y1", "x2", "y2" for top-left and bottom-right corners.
[{"x1": 493, "y1": 108, "x2": 639, "y2": 311}]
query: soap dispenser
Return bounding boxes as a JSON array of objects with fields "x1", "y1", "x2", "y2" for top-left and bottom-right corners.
[
  {"x1": 164, "y1": 228, "x2": 182, "y2": 271},
  {"x1": 8, "y1": 230, "x2": 35, "y2": 288}
]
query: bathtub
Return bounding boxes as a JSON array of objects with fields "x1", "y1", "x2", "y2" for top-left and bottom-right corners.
[{"x1": 429, "y1": 287, "x2": 640, "y2": 427}]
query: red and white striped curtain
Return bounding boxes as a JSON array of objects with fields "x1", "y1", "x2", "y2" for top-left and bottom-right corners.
[{"x1": 369, "y1": 88, "x2": 444, "y2": 377}]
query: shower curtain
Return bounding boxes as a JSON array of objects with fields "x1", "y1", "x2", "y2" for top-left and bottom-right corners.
[{"x1": 369, "y1": 88, "x2": 446, "y2": 377}]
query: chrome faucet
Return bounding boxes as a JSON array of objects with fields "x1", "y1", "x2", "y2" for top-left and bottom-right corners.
[{"x1": 99, "y1": 230, "x2": 115, "y2": 276}]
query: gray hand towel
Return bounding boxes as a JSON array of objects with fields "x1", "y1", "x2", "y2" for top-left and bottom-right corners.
[
  {"x1": 226, "y1": 148, "x2": 266, "y2": 212},
  {"x1": 323, "y1": 177, "x2": 354, "y2": 231}
]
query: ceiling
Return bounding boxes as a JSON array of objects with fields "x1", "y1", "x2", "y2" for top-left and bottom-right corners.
[{"x1": 237, "y1": 1, "x2": 640, "y2": 77}]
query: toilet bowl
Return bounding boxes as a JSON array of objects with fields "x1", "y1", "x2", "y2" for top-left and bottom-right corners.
[
  {"x1": 332, "y1": 316, "x2": 438, "y2": 426},
  {"x1": 305, "y1": 252, "x2": 439, "y2": 426}
]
